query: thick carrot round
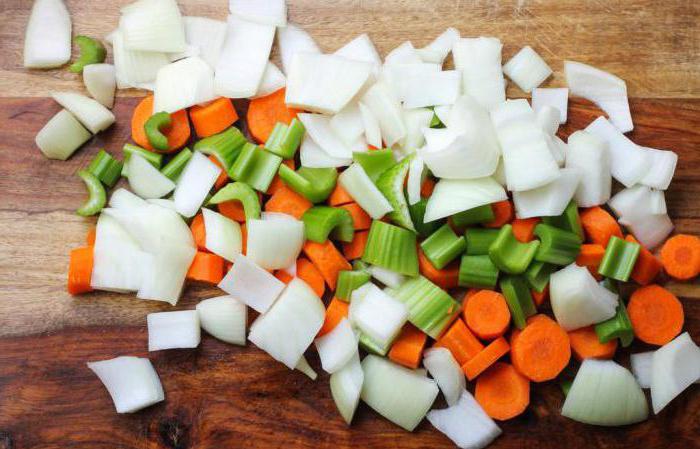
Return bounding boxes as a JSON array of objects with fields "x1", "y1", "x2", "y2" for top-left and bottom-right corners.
[
  {"x1": 418, "y1": 249, "x2": 459, "y2": 290},
  {"x1": 626, "y1": 235, "x2": 662, "y2": 285},
  {"x1": 67, "y1": 246, "x2": 93, "y2": 295},
  {"x1": 628, "y1": 284, "x2": 684, "y2": 345},
  {"x1": 420, "y1": 178, "x2": 436, "y2": 198},
  {"x1": 568, "y1": 326, "x2": 617, "y2": 361},
  {"x1": 328, "y1": 183, "x2": 354, "y2": 207},
  {"x1": 660, "y1": 234, "x2": 700, "y2": 281},
  {"x1": 266, "y1": 159, "x2": 295, "y2": 196},
  {"x1": 189, "y1": 98, "x2": 238, "y2": 138},
  {"x1": 475, "y1": 362, "x2": 530, "y2": 421},
  {"x1": 388, "y1": 324, "x2": 428, "y2": 369},
  {"x1": 264, "y1": 183, "x2": 313, "y2": 220},
  {"x1": 190, "y1": 213, "x2": 207, "y2": 250},
  {"x1": 511, "y1": 218, "x2": 540, "y2": 243},
  {"x1": 575, "y1": 243, "x2": 606, "y2": 268},
  {"x1": 433, "y1": 318, "x2": 484, "y2": 365},
  {"x1": 463, "y1": 337, "x2": 511, "y2": 381},
  {"x1": 131, "y1": 95, "x2": 190, "y2": 152},
  {"x1": 510, "y1": 314, "x2": 570, "y2": 382},
  {"x1": 274, "y1": 269, "x2": 294, "y2": 284},
  {"x1": 531, "y1": 286, "x2": 548, "y2": 307},
  {"x1": 340, "y1": 203, "x2": 372, "y2": 231},
  {"x1": 464, "y1": 290, "x2": 511, "y2": 340},
  {"x1": 246, "y1": 88, "x2": 300, "y2": 144},
  {"x1": 580, "y1": 206, "x2": 622, "y2": 246},
  {"x1": 85, "y1": 226, "x2": 96, "y2": 246},
  {"x1": 186, "y1": 251, "x2": 224, "y2": 284},
  {"x1": 302, "y1": 240, "x2": 352, "y2": 290},
  {"x1": 317, "y1": 297, "x2": 349, "y2": 337},
  {"x1": 484, "y1": 200, "x2": 514, "y2": 228},
  {"x1": 342, "y1": 230, "x2": 369, "y2": 261},
  {"x1": 297, "y1": 257, "x2": 325, "y2": 298}
]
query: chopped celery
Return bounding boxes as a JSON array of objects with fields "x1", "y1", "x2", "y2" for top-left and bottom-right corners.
[
  {"x1": 376, "y1": 155, "x2": 415, "y2": 231},
  {"x1": 595, "y1": 300, "x2": 634, "y2": 347},
  {"x1": 500, "y1": 275, "x2": 536, "y2": 329},
  {"x1": 533, "y1": 224, "x2": 582, "y2": 266},
  {"x1": 421, "y1": 224, "x2": 467, "y2": 269},
  {"x1": 352, "y1": 260, "x2": 369, "y2": 272},
  {"x1": 160, "y1": 148, "x2": 192, "y2": 181},
  {"x1": 336, "y1": 270, "x2": 371, "y2": 301},
  {"x1": 70, "y1": 35, "x2": 106, "y2": 73},
  {"x1": 451, "y1": 204, "x2": 495, "y2": 228},
  {"x1": 301, "y1": 206, "x2": 355, "y2": 243},
  {"x1": 458, "y1": 255, "x2": 499, "y2": 288},
  {"x1": 229, "y1": 143, "x2": 283, "y2": 192},
  {"x1": 122, "y1": 143, "x2": 163, "y2": 177},
  {"x1": 525, "y1": 261, "x2": 557, "y2": 292},
  {"x1": 87, "y1": 149, "x2": 123, "y2": 187},
  {"x1": 278, "y1": 165, "x2": 337, "y2": 203},
  {"x1": 208, "y1": 181, "x2": 261, "y2": 220},
  {"x1": 409, "y1": 198, "x2": 443, "y2": 237},
  {"x1": 488, "y1": 224, "x2": 540, "y2": 274},
  {"x1": 194, "y1": 127, "x2": 247, "y2": 170},
  {"x1": 465, "y1": 228, "x2": 500, "y2": 255},
  {"x1": 359, "y1": 331, "x2": 391, "y2": 356},
  {"x1": 598, "y1": 236, "x2": 640, "y2": 282},
  {"x1": 429, "y1": 112, "x2": 444, "y2": 128},
  {"x1": 391, "y1": 276, "x2": 460, "y2": 339},
  {"x1": 353, "y1": 149, "x2": 395, "y2": 182},
  {"x1": 561, "y1": 379, "x2": 573, "y2": 396},
  {"x1": 362, "y1": 220, "x2": 418, "y2": 276},
  {"x1": 265, "y1": 118, "x2": 305, "y2": 159},
  {"x1": 542, "y1": 200, "x2": 584, "y2": 240},
  {"x1": 76, "y1": 169, "x2": 106, "y2": 216},
  {"x1": 144, "y1": 112, "x2": 171, "y2": 151}
]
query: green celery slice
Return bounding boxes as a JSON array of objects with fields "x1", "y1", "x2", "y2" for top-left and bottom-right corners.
[
  {"x1": 500, "y1": 275, "x2": 536, "y2": 329},
  {"x1": 70, "y1": 35, "x2": 106, "y2": 73},
  {"x1": 391, "y1": 276, "x2": 460, "y2": 339},
  {"x1": 429, "y1": 112, "x2": 444, "y2": 128},
  {"x1": 336, "y1": 270, "x2": 371, "y2": 301},
  {"x1": 459, "y1": 255, "x2": 499, "y2": 288},
  {"x1": 362, "y1": 220, "x2": 418, "y2": 276},
  {"x1": 408, "y1": 198, "x2": 443, "y2": 237},
  {"x1": 488, "y1": 224, "x2": 540, "y2": 274},
  {"x1": 595, "y1": 300, "x2": 634, "y2": 347},
  {"x1": 87, "y1": 149, "x2": 123, "y2": 187},
  {"x1": 122, "y1": 143, "x2": 162, "y2": 177},
  {"x1": 265, "y1": 118, "x2": 305, "y2": 159},
  {"x1": 421, "y1": 224, "x2": 467, "y2": 269},
  {"x1": 208, "y1": 181, "x2": 261, "y2": 220},
  {"x1": 525, "y1": 261, "x2": 557, "y2": 293},
  {"x1": 229, "y1": 143, "x2": 282, "y2": 192},
  {"x1": 144, "y1": 111, "x2": 171, "y2": 151},
  {"x1": 353, "y1": 149, "x2": 396, "y2": 182},
  {"x1": 534, "y1": 223, "x2": 582, "y2": 266},
  {"x1": 359, "y1": 332, "x2": 391, "y2": 356},
  {"x1": 376, "y1": 155, "x2": 415, "y2": 231},
  {"x1": 76, "y1": 169, "x2": 106, "y2": 216},
  {"x1": 451, "y1": 204, "x2": 495, "y2": 228},
  {"x1": 465, "y1": 228, "x2": 500, "y2": 255},
  {"x1": 598, "y1": 236, "x2": 641, "y2": 282},
  {"x1": 542, "y1": 200, "x2": 584, "y2": 240},
  {"x1": 301, "y1": 206, "x2": 355, "y2": 243},
  {"x1": 194, "y1": 127, "x2": 247, "y2": 170},
  {"x1": 160, "y1": 147, "x2": 193, "y2": 181},
  {"x1": 278, "y1": 165, "x2": 337, "y2": 203}
]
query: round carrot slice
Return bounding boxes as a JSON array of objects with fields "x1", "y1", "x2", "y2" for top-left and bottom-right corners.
[
  {"x1": 131, "y1": 95, "x2": 190, "y2": 153},
  {"x1": 628, "y1": 284, "x2": 684, "y2": 345},
  {"x1": 246, "y1": 88, "x2": 300, "y2": 144},
  {"x1": 568, "y1": 326, "x2": 617, "y2": 361},
  {"x1": 510, "y1": 314, "x2": 570, "y2": 382},
  {"x1": 475, "y1": 362, "x2": 530, "y2": 420},
  {"x1": 483, "y1": 200, "x2": 514, "y2": 228},
  {"x1": 660, "y1": 234, "x2": 700, "y2": 281},
  {"x1": 464, "y1": 290, "x2": 511, "y2": 340}
]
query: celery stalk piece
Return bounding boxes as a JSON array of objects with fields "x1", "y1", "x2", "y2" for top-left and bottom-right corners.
[
  {"x1": 541, "y1": 200, "x2": 584, "y2": 240},
  {"x1": 500, "y1": 275, "x2": 536, "y2": 329},
  {"x1": 421, "y1": 224, "x2": 467, "y2": 269},
  {"x1": 597, "y1": 236, "x2": 640, "y2": 282},
  {"x1": 265, "y1": 118, "x2": 305, "y2": 159},
  {"x1": 451, "y1": 204, "x2": 494, "y2": 228},
  {"x1": 488, "y1": 224, "x2": 540, "y2": 274},
  {"x1": 70, "y1": 35, "x2": 106, "y2": 73},
  {"x1": 392, "y1": 276, "x2": 461, "y2": 339},
  {"x1": 465, "y1": 228, "x2": 500, "y2": 255},
  {"x1": 459, "y1": 255, "x2": 499, "y2": 288},
  {"x1": 359, "y1": 331, "x2": 391, "y2": 356},
  {"x1": 524, "y1": 261, "x2": 557, "y2": 292},
  {"x1": 76, "y1": 169, "x2": 107, "y2": 216},
  {"x1": 143, "y1": 111, "x2": 172, "y2": 151},
  {"x1": 301, "y1": 206, "x2": 355, "y2": 243},
  {"x1": 87, "y1": 149, "x2": 123, "y2": 187},
  {"x1": 533, "y1": 223, "x2": 582, "y2": 266},
  {"x1": 362, "y1": 221, "x2": 418, "y2": 276},
  {"x1": 353, "y1": 149, "x2": 395, "y2": 182},
  {"x1": 336, "y1": 270, "x2": 371, "y2": 301},
  {"x1": 194, "y1": 127, "x2": 247, "y2": 170},
  {"x1": 376, "y1": 155, "x2": 415, "y2": 231},
  {"x1": 208, "y1": 181, "x2": 261, "y2": 220},
  {"x1": 160, "y1": 148, "x2": 192, "y2": 181},
  {"x1": 229, "y1": 143, "x2": 283, "y2": 192},
  {"x1": 278, "y1": 165, "x2": 338, "y2": 203},
  {"x1": 409, "y1": 199, "x2": 443, "y2": 237},
  {"x1": 35, "y1": 109, "x2": 92, "y2": 161},
  {"x1": 122, "y1": 143, "x2": 163, "y2": 177},
  {"x1": 595, "y1": 300, "x2": 634, "y2": 347}
]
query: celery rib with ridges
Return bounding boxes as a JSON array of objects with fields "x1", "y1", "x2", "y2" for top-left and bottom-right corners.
[
  {"x1": 465, "y1": 228, "x2": 500, "y2": 255},
  {"x1": 301, "y1": 206, "x2": 354, "y2": 243},
  {"x1": 208, "y1": 181, "x2": 261, "y2": 221},
  {"x1": 488, "y1": 224, "x2": 540, "y2": 274},
  {"x1": 541, "y1": 200, "x2": 584, "y2": 240},
  {"x1": 229, "y1": 143, "x2": 283, "y2": 192},
  {"x1": 451, "y1": 204, "x2": 494, "y2": 228},
  {"x1": 194, "y1": 127, "x2": 247, "y2": 170},
  {"x1": 279, "y1": 165, "x2": 338, "y2": 203},
  {"x1": 500, "y1": 275, "x2": 536, "y2": 329},
  {"x1": 336, "y1": 270, "x2": 371, "y2": 301},
  {"x1": 459, "y1": 255, "x2": 499, "y2": 288},
  {"x1": 597, "y1": 236, "x2": 640, "y2": 282},
  {"x1": 264, "y1": 118, "x2": 305, "y2": 159},
  {"x1": 376, "y1": 155, "x2": 415, "y2": 231},
  {"x1": 595, "y1": 300, "x2": 634, "y2": 347},
  {"x1": 524, "y1": 261, "x2": 557, "y2": 292},
  {"x1": 391, "y1": 276, "x2": 460, "y2": 339},
  {"x1": 421, "y1": 224, "x2": 467, "y2": 269},
  {"x1": 533, "y1": 223, "x2": 582, "y2": 266},
  {"x1": 362, "y1": 220, "x2": 418, "y2": 276},
  {"x1": 160, "y1": 148, "x2": 192, "y2": 181},
  {"x1": 87, "y1": 149, "x2": 123, "y2": 187}
]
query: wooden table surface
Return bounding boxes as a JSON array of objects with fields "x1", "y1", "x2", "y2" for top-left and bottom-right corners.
[{"x1": 0, "y1": 1, "x2": 699, "y2": 448}]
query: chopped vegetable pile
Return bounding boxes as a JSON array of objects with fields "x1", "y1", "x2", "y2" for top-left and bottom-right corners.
[{"x1": 28, "y1": 0, "x2": 700, "y2": 447}]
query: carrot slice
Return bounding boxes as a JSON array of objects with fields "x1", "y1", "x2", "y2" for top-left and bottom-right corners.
[
  {"x1": 628, "y1": 284, "x2": 684, "y2": 346},
  {"x1": 302, "y1": 240, "x2": 352, "y2": 290},
  {"x1": 246, "y1": 88, "x2": 300, "y2": 144},
  {"x1": 579, "y1": 206, "x2": 622, "y2": 246},
  {"x1": 568, "y1": 326, "x2": 617, "y2": 361},
  {"x1": 340, "y1": 203, "x2": 371, "y2": 231},
  {"x1": 274, "y1": 269, "x2": 294, "y2": 284},
  {"x1": 189, "y1": 97, "x2": 238, "y2": 138},
  {"x1": 317, "y1": 297, "x2": 349, "y2": 337},
  {"x1": 575, "y1": 243, "x2": 606, "y2": 268},
  {"x1": 464, "y1": 289, "x2": 481, "y2": 301},
  {"x1": 266, "y1": 159, "x2": 295, "y2": 196},
  {"x1": 510, "y1": 314, "x2": 570, "y2": 382},
  {"x1": 209, "y1": 155, "x2": 229, "y2": 190},
  {"x1": 131, "y1": 95, "x2": 190, "y2": 152},
  {"x1": 297, "y1": 257, "x2": 326, "y2": 298},
  {"x1": 463, "y1": 337, "x2": 511, "y2": 380},
  {"x1": 475, "y1": 362, "x2": 530, "y2": 421},
  {"x1": 433, "y1": 319, "x2": 484, "y2": 365},
  {"x1": 264, "y1": 183, "x2": 313, "y2": 220},
  {"x1": 67, "y1": 246, "x2": 93, "y2": 295},
  {"x1": 86, "y1": 226, "x2": 96, "y2": 246},
  {"x1": 342, "y1": 230, "x2": 369, "y2": 260},
  {"x1": 660, "y1": 234, "x2": 700, "y2": 281},
  {"x1": 187, "y1": 252, "x2": 224, "y2": 284},
  {"x1": 388, "y1": 324, "x2": 428, "y2": 369},
  {"x1": 531, "y1": 285, "x2": 549, "y2": 307},
  {"x1": 420, "y1": 178, "x2": 436, "y2": 198},
  {"x1": 418, "y1": 249, "x2": 459, "y2": 290},
  {"x1": 483, "y1": 200, "x2": 514, "y2": 228},
  {"x1": 328, "y1": 183, "x2": 355, "y2": 207},
  {"x1": 625, "y1": 235, "x2": 663, "y2": 285},
  {"x1": 190, "y1": 213, "x2": 207, "y2": 250},
  {"x1": 511, "y1": 218, "x2": 540, "y2": 243},
  {"x1": 464, "y1": 290, "x2": 511, "y2": 340}
]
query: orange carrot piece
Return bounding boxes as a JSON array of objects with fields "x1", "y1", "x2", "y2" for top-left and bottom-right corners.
[
  {"x1": 660, "y1": 234, "x2": 700, "y2": 281},
  {"x1": 189, "y1": 97, "x2": 238, "y2": 138},
  {"x1": 420, "y1": 178, "x2": 436, "y2": 198},
  {"x1": 475, "y1": 362, "x2": 530, "y2": 421},
  {"x1": 434, "y1": 319, "x2": 485, "y2": 365},
  {"x1": 340, "y1": 203, "x2": 371, "y2": 231},
  {"x1": 342, "y1": 230, "x2": 369, "y2": 260},
  {"x1": 190, "y1": 213, "x2": 207, "y2": 250},
  {"x1": 240, "y1": 223, "x2": 247, "y2": 255},
  {"x1": 484, "y1": 200, "x2": 514, "y2": 228},
  {"x1": 297, "y1": 257, "x2": 326, "y2": 298},
  {"x1": 511, "y1": 218, "x2": 540, "y2": 243},
  {"x1": 464, "y1": 290, "x2": 512, "y2": 340},
  {"x1": 67, "y1": 246, "x2": 93, "y2": 295},
  {"x1": 266, "y1": 159, "x2": 295, "y2": 195},
  {"x1": 624, "y1": 235, "x2": 662, "y2": 285},
  {"x1": 317, "y1": 297, "x2": 349, "y2": 337},
  {"x1": 568, "y1": 326, "x2": 617, "y2": 361},
  {"x1": 575, "y1": 243, "x2": 606, "y2": 268},
  {"x1": 388, "y1": 324, "x2": 428, "y2": 369},
  {"x1": 418, "y1": 249, "x2": 459, "y2": 290},
  {"x1": 328, "y1": 183, "x2": 355, "y2": 206},
  {"x1": 187, "y1": 252, "x2": 224, "y2": 284},
  {"x1": 264, "y1": 183, "x2": 313, "y2": 220},
  {"x1": 464, "y1": 289, "x2": 481, "y2": 301},
  {"x1": 131, "y1": 95, "x2": 190, "y2": 152},
  {"x1": 510, "y1": 314, "x2": 570, "y2": 382},
  {"x1": 628, "y1": 284, "x2": 684, "y2": 346},
  {"x1": 303, "y1": 240, "x2": 352, "y2": 290},
  {"x1": 463, "y1": 337, "x2": 511, "y2": 381},
  {"x1": 579, "y1": 206, "x2": 623, "y2": 246},
  {"x1": 86, "y1": 226, "x2": 96, "y2": 246},
  {"x1": 246, "y1": 88, "x2": 300, "y2": 144},
  {"x1": 531, "y1": 285, "x2": 549, "y2": 307},
  {"x1": 274, "y1": 269, "x2": 294, "y2": 284},
  {"x1": 217, "y1": 201, "x2": 246, "y2": 223},
  {"x1": 209, "y1": 155, "x2": 229, "y2": 190}
]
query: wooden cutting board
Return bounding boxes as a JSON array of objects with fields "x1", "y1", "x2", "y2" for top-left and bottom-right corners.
[{"x1": 0, "y1": 1, "x2": 698, "y2": 448}]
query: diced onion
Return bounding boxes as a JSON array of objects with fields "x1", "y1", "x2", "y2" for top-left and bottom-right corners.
[
  {"x1": 51, "y1": 91, "x2": 115, "y2": 134},
  {"x1": 296, "y1": 355, "x2": 318, "y2": 380},
  {"x1": 367, "y1": 265, "x2": 405, "y2": 289},
  {"x1": 417, "y1": 27, "x2": 460, "y2": 65},
  {"x1": 490, "y1": 98, "x2": 535, "y2": 130},
  {"x1": 651, "y1": 332, "x2": 700, "y2": 414},
  {"x1": 397, "y1": 70, "x2": 461, "y2": 109},
  {"x1": 315, "y1": 318, "x2": 358, "y2": 374},
  {"x1": 153, "y1": 57, "x2": 214, "y2": 113},
  {"x1": 630, "y1": 351, "x2": 654, "y2": 389},
  {"x1": 173, "y1": 152, "x2": 221, "y2": 217},
  {"x1": 503, "y1": 46, "x2": 552, "y2": 93},
  {"x1": 400, "y1": 108, "x2": 432, "y2": 153},
  {"x1": 619, "y1": 212, "x2": 673, "y2": 250},
  {"x1": 424, "y1": 177, "x2": 507, "y2": 222},
  {"x1": 254, "y1": 62, "x2": 287, "y2": 98},
  {"x1": 147, "y1": 310, "x2": 201, "y2": 351},
  {"x1": 229, "y1": 0, "x2": 287, "y2": 26},
  {"x1": 35, "y1": 109, "x2": 91, "y2": 160},
  {"x1": 90, "y1": 213, "x2": 146, "y2": 293},
  {"x1": 330, "y1": 103, "x2": 366, "y2": 145},
  {"x1": 452, "y1": 37, "x2": 505, "y2": 109},
  {"x1": 532, "y1": 87, "x2": 568, "y2": 124},
  {"x1": 111, "y1": 30, "x2": 169, "y2": 89},
  {"x1": 359, "y1": 102, "x2": 382, "y2": 149},
  {"x1": 513, "y1": 168, "x2": 581, "y2": 218},
  {"x1": 83, "y1": 64, "x2": 116, "y2": 108},
  {"x1": 419, "y1": 127, "x2": 498, "y2": 180},
  {"x1": 203, "y1": 208, "x2": 242, "y2": 262},
  {"x1": 23, "y1": 0, "x2": 71, "y2": 69},
  {"x1": 385, "y1": 41, "x2": 423, "y2": 66},
  {"x1": 406, "y1": 155, "x2": 425, "y2": 206},
  {"x1": 87, "y1": 356, "x2": 164, "y2": 413},
  {"x1": 196, "y1": 295, "x2": 247, "y2": 346},
  {"x1": 119, "y1": 0, "x2": 186, "y2": 53},
  {"x1": 639, "y1": 147, "x2": 678, "y2": 191},
  {"x1": 218, "y1": 254, "x2": 286, "y2": 313},
  {"x1": 299, "y1": 135, "x2": 351, "y2": 168},
  {"x1": 361, "y1": 81, "x2": 406, "y2": 146},
  {"x1": 330, "y1": 352, "x2": 364, "y2": 424},
  {"x1": 423, "y1": 348, "x2": 465, "y2": 406},
  {"x1": 136, "y1": 243, "x2": 196, "y2": 305},
  {"x1": 338, "y1": 163, "x2": 394, "y2": 219},
  {"x1": 334, "y1": 33, "x2": 382, "y2": 75},
  {"x1": 427, "y1": 390, "x2": 501, "y2": 449},
  {"x1": 298, "y1": 113, "x2": 353, "y2": 158},
  {"x1": 565, "y1": 130, "x2": 611, "y2": 207},
  {"x1": 536, "y1": 105, "x2": 560, "y2": 136},
  {"x1": 173, "y1": 16, "x2": 227, "y2": 68},
  {"x1": 246, "y1": 216, "x2": 305, "y2": 270},
  {"x1": 277, "y1": 23, "x2": 321, "y2": 75},
  {"x1": 609, "y1": 185, "x2": 666, "y2": 220},
  {"x1": 127, "y1": 153, "x2": 176, "y2": 199},
  {"x1": 349, "y1": 283, "x2": 408, "y2": 348}
]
